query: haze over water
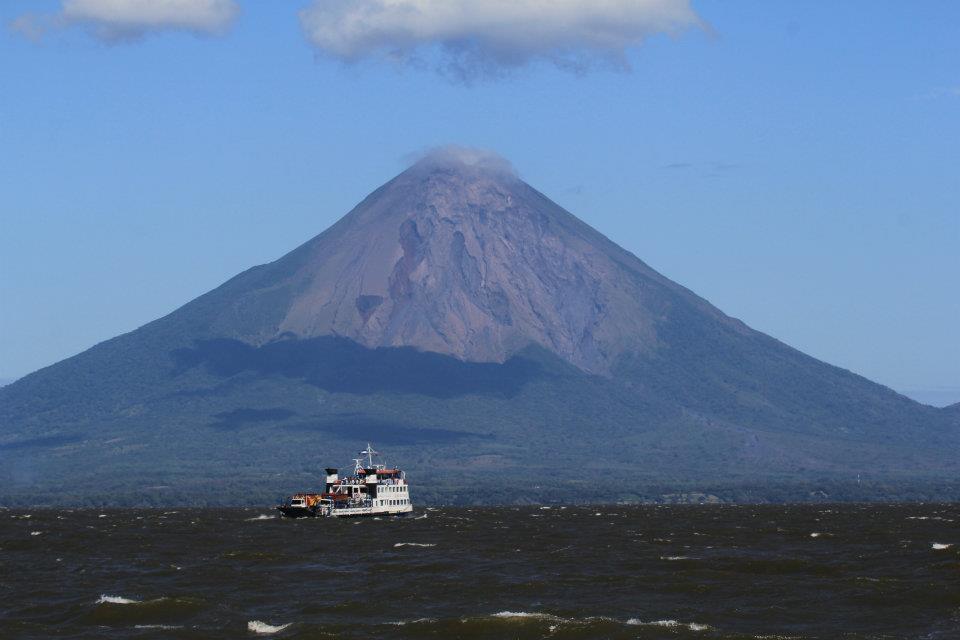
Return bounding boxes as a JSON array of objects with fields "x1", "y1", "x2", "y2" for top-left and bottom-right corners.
[{"x1": 2, "y1": 505, "x2": 958, "y2": 639}]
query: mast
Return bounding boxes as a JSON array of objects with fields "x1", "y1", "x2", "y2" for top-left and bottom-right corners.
[{"x1": 360, "y1": 443, "x2": 379, "y2": 468}]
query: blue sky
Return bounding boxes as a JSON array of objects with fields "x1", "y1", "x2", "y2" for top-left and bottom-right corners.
[{"x1": 1, "y1": 1, "x2": 958, "y2": 405}]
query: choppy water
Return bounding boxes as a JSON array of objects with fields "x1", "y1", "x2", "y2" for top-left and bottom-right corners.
[{"x1": 1, "y1": 505, "x2": 958, "y2": 639}]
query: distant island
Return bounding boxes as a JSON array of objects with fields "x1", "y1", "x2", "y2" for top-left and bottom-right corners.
[{"x1": 1, "y1": 150, "x2": 957, "y2": 507}]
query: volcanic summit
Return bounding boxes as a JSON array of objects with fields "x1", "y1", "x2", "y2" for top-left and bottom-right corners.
[{"x1": 195, "y1": 148, "x2": 740, "y2": 375}]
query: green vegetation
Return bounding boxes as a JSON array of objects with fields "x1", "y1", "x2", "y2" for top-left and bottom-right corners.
[{"x1": 1, "y1": 329, "x2": 957, "y2": 507}]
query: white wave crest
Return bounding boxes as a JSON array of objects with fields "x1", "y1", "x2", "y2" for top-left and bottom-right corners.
[
  {"x1": 809, "y1": 532, "x2": 821, "y2": 538},
  {"x1": 932, "y1": 543, "x2": 953, "y2": 550},
  {"x1": 245, "y1": 514, "x2": 275, "y2": 521},
  {"x1": 97, "y1": 594, "x2": 138, "y2": 604},
  {"x1": 394, "y1": 542, "x2": 436, "y2": 548},
  {"x1": 491, "y1": 611, "x2": 565, "y2": 622},
  {"x1": 627, "y1": 618, "x2": 709, "y2": 631},
  {"x1": 660, "y1": 556, "x2": 691, "y2": 561},
  {"x1": 247, "y1": 620, "x2": 292, "y2": 634},
  {"x1": 30, "y1": 531, "x2": 42, "y2": 536}
]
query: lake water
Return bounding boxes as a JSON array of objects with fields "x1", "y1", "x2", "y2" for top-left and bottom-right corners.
[{"x1": 1, "y1": 505, "x2": 958, "y2": 639}]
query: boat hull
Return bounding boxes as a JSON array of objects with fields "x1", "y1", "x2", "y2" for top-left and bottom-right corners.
[
  {"x1": 275, "y1": 506, "x2": 316, "y2": 519},
  {"x1": 328, "y1": 509, "x2": 414, "y2": 519},
  {"x1": 276, "y1": 505, "x2": 414, "y2": 519}
]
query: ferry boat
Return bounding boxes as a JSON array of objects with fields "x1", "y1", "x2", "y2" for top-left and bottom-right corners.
[{"x1": 276, "y1": 444, "x2": 413, "y2": 518}]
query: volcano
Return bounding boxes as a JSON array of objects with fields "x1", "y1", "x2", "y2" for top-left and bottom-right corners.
[{"x1": 1, "y1": 149, "x2": 957, "y2": 505}]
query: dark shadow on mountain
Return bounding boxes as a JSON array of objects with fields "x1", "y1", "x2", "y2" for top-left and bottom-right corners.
[
  {"x1": 209, "y1": 408, "x2": 298, "y2": 431},
  {"x1": 0, "y1": 433, "x2": 83, "y2": 451},
  {"x1": 171, "y1": 336, "x2": 547, "y2": 399},
  {"x1": 284, "y1": 418, "x2": 492, "y2": 445}
]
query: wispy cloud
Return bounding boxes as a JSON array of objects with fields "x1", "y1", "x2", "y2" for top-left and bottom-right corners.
[
  {"x1": 12, "y1": 0, "x2": 239, "y2": 42},
  {"x1": 299, "y1": 0, "x2": 704, "y2": 81},
  {"x1": 404, "y1": 145, "x2": 519, "y2": 178},
  {"x1": 921, "y1": 86, "x2": 960, "y2": 100}
]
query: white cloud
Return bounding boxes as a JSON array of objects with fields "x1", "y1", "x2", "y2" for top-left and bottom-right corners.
[
  {"x1": 299, "y1": 0, "x2": 704, "y2": 80},
  {"x1": 13, "y1": 0, "x2": 239, "y2": 42},
  {"x1": 405, "y1": 145, "x2": 518, "y2": 178}
]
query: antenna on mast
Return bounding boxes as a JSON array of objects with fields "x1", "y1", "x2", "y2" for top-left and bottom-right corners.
[{"x1": 359, "y1": 443, "x2": 379, "y2": 468}]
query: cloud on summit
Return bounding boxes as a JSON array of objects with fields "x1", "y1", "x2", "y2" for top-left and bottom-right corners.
[
  {"x1": 405, "y1": 145, "x2": 519, "y2": 178},
  {"x1": 12, "y1": 0, "x2": 239, "y2": 42},
  {"x1": 299, "y1": 0, "x2": 704, "y2": 80}
]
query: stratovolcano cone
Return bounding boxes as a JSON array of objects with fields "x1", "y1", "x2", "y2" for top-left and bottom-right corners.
[
  {"x1": 1, "y1": 148, "x2": 957, "y2": 505},
  {"x1": 185, "y1": 147, "x2": 738, "y2": 375}
]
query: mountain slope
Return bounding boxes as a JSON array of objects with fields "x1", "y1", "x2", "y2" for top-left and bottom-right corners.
[
  {"x1": 129, "y1": 152, "x2": 739, "y2": 374},
  {"x1": 1, "y1": 151, "x2": 956, "y2": 505}
]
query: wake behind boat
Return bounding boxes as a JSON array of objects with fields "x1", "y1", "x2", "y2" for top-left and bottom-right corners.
[{"x1": 277, "y1": 443, "x2": 413, "y2": 518}]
